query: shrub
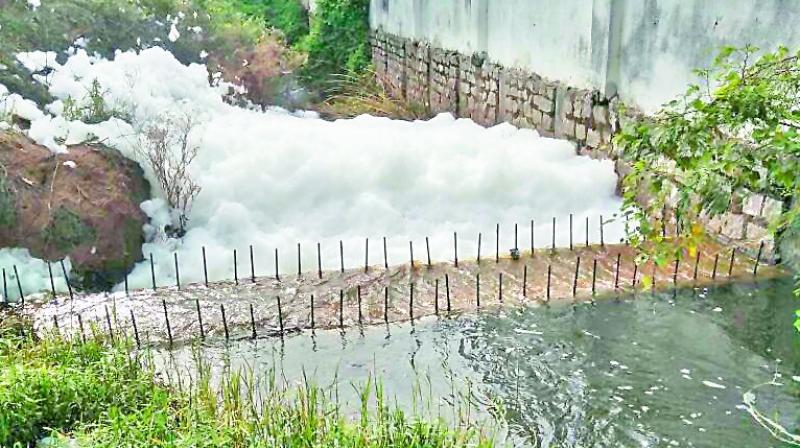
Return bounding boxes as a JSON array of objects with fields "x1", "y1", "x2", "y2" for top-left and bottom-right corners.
[
  {"x1": 299, "y1": 0, "x2": 370, "y2": 90},
  {"x1": 0, "y1": 164, "x2": 15, "y2": 228},
  {"x1": 0, "y1": 336, "x2": 156, "y2": 446},
  {"x1": 613, "y1": 45, "x2": 800, "y2": 333},
  {"x1": 135, "y1": 110, "x2": 202, "y2": 236},
  {"x1": 227, "y1": 0, "x2": 309, "y2": 44},
  {"x1": 62, "y1": 79, "x2": 130, "y2": 124},
  {"x1": 320, "y1": 69, "x2": 432, "y2": 120},
  {"x1": 40, "y1": 207, "x2": 96, "y2": 252}
]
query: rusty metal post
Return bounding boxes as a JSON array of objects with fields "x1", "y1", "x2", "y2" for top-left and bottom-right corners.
[
  {"x1": 59, "y1": 260, "x2": 73, "y2": 301},
  {"x1": 220, "y1": 304, "x2": 229, "y2": 341},
  {"x1": 162, "y1": 299, "x2": 173, "y2": 347},
  {"x1": 523, "y1": 265, "x2": 528, "y2": 298},
  {"x1": 573, "y1": 257, "x2": 581, "y2": 298}
]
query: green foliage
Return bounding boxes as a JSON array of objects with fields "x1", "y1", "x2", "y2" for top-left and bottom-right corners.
[
  {"x1": 225, "y1": 0, "x2": 309, "y2": 44},
  {"x1": 0, "y1": 335, "x2": 157, "y2": 446},
  {"x1": 299, "y1": 0, "x2": 370, "y2": 90},
  {"x1": 795, "y1": 309, "x2": 800, "y2": 333},
  {"x1": 41, "y1": 207, "x2": 96, "y2": 252},
  {"x1": 62, "y1": 79, "x2": 130, "y2": 124},
  {"x1": 614, "y1": 45, "x2": 800, "y2": 332},
  {"x1": 1, "y1": 333, "x2": 493, "y2": 447},
  {"x1": 0, "y1": 167, "x2": 15, "y2": 228}
]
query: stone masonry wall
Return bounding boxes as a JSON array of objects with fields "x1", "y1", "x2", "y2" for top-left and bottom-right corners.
[
  {"x1": 371, "y1": 29, "x2": 778, "y2": 262},
  {"x1": 429, "y1": 48, "x2": 460, "y2": 114},
  {"x1": 372, "y1": 30, "x2": 615, "y2": 153}
]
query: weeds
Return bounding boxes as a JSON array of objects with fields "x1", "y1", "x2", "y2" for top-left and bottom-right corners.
[
  {"x1": 61, "y1": 79, "x2": 131, "y2": 125},
  {"x1": 135, "y1": 110, "x2": 202, "y2": 236},
  {"x1": 0, "y1": 324, "x2": 495, "y2": 447},
  {"x1": 298, "y1": 0, "x2": 371, "y2": 90},
  {"x1": 319, "y1": 70, "x2": 433, "y2": 120}
]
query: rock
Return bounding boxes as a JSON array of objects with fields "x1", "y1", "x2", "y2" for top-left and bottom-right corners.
[
  {"x1": 575, "y1": 123, "x2": 587, "y2": 141},
  {"x1": 592, "y1": 105, "x2": 609, "y2": 126},
  {"x1": 721, "y1": 213, "x2": 747, "y2": 240},
  {"x1": 742, "y1": 193, "x2": 764, "y2": 217},
  {"x1": 0, "y1": 132, "x2": 150, "y2": 291},
  {"x1": 745, "y1": 221, "x2": 769, "y2": 241},
  {"x1": 761, "y1": 197, "x2": 783, "y2": 221},
  {"x1": 586, "y1": 128, "x2": 602, "y2": 148}
]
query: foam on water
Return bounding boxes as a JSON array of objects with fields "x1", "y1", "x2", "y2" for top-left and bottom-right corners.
[{"x1": 0, "y1": 47, "x2": 624, "y2": 297}]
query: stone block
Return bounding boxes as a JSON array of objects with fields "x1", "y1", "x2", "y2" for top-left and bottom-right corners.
[
  {"x1": 580, "y1": 92, "x2": 593, "y2": 120},
  {"x1": 564, "y1": 94, "x2": 574, "y2": 116},
  {"x1": 575, "y1": 123, "x2": 587, "y2": 141},
  {"x1": 534, "y1": 95, "x2": 554, "y2": 114},
  {"x1": 745, "y1": 221, "x2": 770, "y2": 241},
  {"x1": 562, "y1": 118, "x2": 576, "y2": 138},
  {"x1": 721, "y1": 213, "x2": 747, "y2": 240},
  {"x1": 531, "y1": 109, "x2": 544, "y2": 127},
  {"x1": 592, "y1": 105, "x2": 609, "y2": 126},
  {"x1": 541, "y1": 114, "x2": 554, "y2": 132},
  {"x1": 542, "y1": 84, "x2": 557, "y2": 100},
  {"x1": 706, "y1": 213, "x2": 725, "y2": 234},
  {"x1": 586, "y1": 128, "x2": 602, "y2": 148},
  {"x1": 761, "y1": 197, "x2": 783, "y2": 221},
  {"x1": 742, "y1": 194, "x2": 764, "y2": 217}
]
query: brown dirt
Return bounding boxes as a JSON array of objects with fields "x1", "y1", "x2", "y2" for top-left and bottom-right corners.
[{"x1": 0, "y1": 131, "x2": 150, "y2": 289}]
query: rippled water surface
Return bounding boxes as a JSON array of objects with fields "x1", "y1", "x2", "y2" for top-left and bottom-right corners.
[{"x1": 161, "y1": 278, "x2": 800, "y2": 447}]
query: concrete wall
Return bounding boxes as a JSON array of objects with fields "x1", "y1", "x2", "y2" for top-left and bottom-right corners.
[
  {"x1": 369, "y1": 0, "x2": 800, "y2": 262},
  {"x1": 615, "y1": 0, "x2": 800, "y2": 112},
  {"x1": 370, "y1": 0, "x2": 605, "y2": 92},
  {"x1": 371, "y1": 0, "x2": 800, "y2": 113}
]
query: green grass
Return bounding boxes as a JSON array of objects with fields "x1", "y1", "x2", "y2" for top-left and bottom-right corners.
[{"x1": 0, "y1": 321, "x2": 495, "y2": 447}]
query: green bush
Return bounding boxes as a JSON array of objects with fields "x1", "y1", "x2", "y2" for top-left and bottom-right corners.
[
  {"x1": 0, "y1": 334, "x2": 494, "y2": 447},
  {"x1": 299, "y1": 0, "x2": 370, "y2": 90},
  {"x1": 226, "y1": 0, "x2": 309, "y2": 44},
  {"x1": 0, "y1": 336, "x2": 157, "y2": 446}
]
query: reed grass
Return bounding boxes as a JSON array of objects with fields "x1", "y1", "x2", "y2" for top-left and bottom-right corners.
[
  {"x1": 0, "y1": 321, "x2": 495, "y2": 447},
  {"x1": 318, "y1": 70, "x2": 433, "y2": 121}
]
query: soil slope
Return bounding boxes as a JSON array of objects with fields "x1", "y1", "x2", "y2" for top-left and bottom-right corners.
[{"x1": 0, "y1": 131, "x2": 149, "y2": 290}]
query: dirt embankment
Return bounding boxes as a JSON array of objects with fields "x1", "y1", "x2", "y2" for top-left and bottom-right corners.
[{"x1": 0, "y1": 131, "x2": 150, "y2": 290}]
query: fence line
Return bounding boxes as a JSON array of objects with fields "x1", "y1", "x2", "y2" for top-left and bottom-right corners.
[{"x1": 1, "y1": 215, "x2": 774, "y2": 348}]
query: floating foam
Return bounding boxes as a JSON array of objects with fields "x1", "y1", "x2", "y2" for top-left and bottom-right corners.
[{"x1": 1, "y1": 47, "x2": 625, "y2": 294}]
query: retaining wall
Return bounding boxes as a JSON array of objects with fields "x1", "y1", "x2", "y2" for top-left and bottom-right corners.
[
  {"x1": 369, "y1": 26, "x2": 784, "y2": 262},
  {"x1": 371, "y1": 30, "x2": 616, "y2": 153},
  {"x1": 370, "y1": 0, "x2": 800, "y2": 114}
]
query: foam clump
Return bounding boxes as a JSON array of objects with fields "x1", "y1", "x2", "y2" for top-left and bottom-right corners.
[{"x1": 1, "y1": 47, "x2": 624, "y2": 293}]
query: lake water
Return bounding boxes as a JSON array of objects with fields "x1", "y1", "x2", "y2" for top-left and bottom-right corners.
[{"x1": 159, "y1": 277, "x2": 800, "y2": 447}]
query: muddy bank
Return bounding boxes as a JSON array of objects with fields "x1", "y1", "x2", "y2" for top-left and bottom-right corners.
[{"x1": 0, "y1": 132, "x2": 150, "y2": 290}]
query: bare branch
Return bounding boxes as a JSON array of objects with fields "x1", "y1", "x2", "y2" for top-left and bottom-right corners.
[{"x1": 135, "y1": 111, "x2": 202, "y2": 237}]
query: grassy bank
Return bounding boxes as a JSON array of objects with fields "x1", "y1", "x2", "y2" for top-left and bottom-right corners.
[{"x1": 0, "y1": 322, "x2": 494, "y2": 447}]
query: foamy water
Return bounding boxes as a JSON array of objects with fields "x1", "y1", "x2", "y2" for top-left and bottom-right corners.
[{"x1": 1, "y1": 47, "x2": 624, "y2": 299}]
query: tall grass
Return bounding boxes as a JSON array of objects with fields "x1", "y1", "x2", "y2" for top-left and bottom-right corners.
[
  {"x1": 0, "y1": 322, "x2": 496, "y2": 447},
  {"x1": 319, "y1": 70, "x2": 432, "y2": 120}
]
